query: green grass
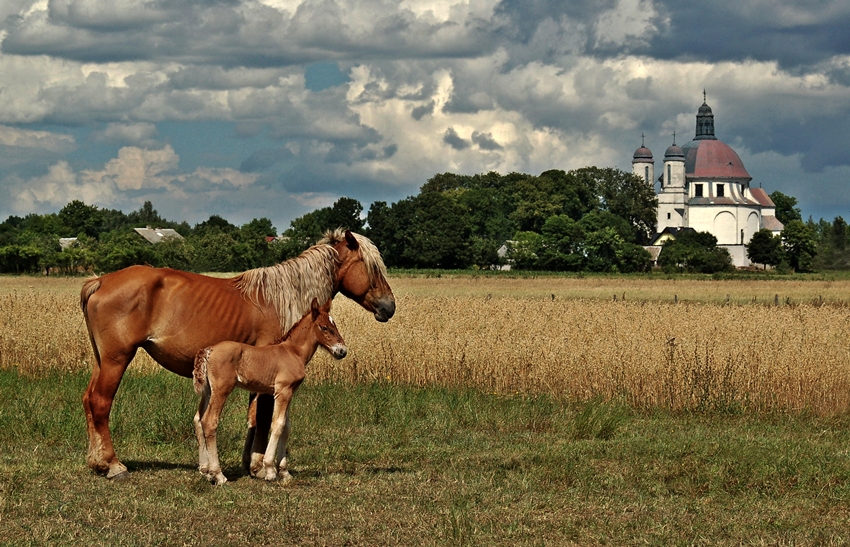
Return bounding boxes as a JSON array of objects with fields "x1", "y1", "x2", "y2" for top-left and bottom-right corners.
[{"x1": 1, "y1": 369, "x2": 849, "y2": 545}]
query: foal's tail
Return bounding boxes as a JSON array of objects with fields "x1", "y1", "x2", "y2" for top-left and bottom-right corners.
[{"x1": 193, "y1": 347, "x2": 212, "y2": 395}]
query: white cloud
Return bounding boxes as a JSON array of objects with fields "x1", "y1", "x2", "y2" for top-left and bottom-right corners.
[
  {"x1": 1, "y1": 0, "x2": 849, "y2": 227},
  {"x1": 0, "y1": 125, "x2": 75, "y2": 151}
]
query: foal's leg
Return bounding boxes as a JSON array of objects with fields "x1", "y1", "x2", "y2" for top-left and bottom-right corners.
[
  {"x1": 200, "y1": 386, "x2": 233, "y2": 486},
  {"x1": 194, "y1": 387, "x2": 212, "y2": 477},
  {"x1": 274, "y1": 409, "x2": 292, "y2": 478},
  {"x1": 262, "y1": 388, "x2": 294, "y2": 482},
  {"x1": 248, "y1": 393, "x2": 274, "y2": 477}
]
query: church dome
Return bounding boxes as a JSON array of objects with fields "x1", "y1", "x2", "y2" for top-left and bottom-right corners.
[
  {"x1": 632, "y1": 145, "x2": 653, "y2": 163},
  {"x1": 682, "y1": 139, "x2": 751, "y2": 181},
  {"x1": 698, "y1": 102, "x2": 713, "y2": 116},
  {"x1": 664, "y1": 143, "x2": 684, "y2": 159}
]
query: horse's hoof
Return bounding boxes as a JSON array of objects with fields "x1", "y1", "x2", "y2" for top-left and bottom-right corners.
[{"x1": 107, "y1": 469, "x2": 130, "y2": 481}]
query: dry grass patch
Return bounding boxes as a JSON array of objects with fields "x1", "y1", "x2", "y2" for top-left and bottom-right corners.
[{"x1": 2, "y1": 274, "x2": 850, "y2": 414}]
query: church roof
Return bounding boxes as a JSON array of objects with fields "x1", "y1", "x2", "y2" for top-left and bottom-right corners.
[
  {"x1": 632, "y1": 145, "x2": 654, "y2": 163},
  {"x1": 664, "y1": 143, "x2": 685, "y2": 159},
  {"x1": 682, "y1": 139, "x2": 751, "y2": 181},
  {"x1": 761, "y1": 215, "x2": 784, "y2": 232},
  {"x1": 748, "y1": 187, "x2": 775, "y2": 207}
]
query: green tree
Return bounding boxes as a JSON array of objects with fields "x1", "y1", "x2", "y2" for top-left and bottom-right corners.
[
  {"x1": 590, "y1": 167, "x2": 658, "y2": 244},
  {"x1": 0, "y1": 245, "x2": 41, "y2": 273},
  {"x1": 188, "y1": 230, "x2": 241, "y2": 272},
  {"x1": 538, "y1": 215, "x2": 585, "y2": 271},
  {"x1": 282, "y1": 197, "x2": 365, "y2": 258},
  {"x1": 127, "y1": 201, "x2": 166, "y2": 227},
  {"x1": 235, "y1": 218, "x2": 278, "y2": 268},
  {"x1": 59, "y1": 200, "x2": 103, "y2": 238},
  {"x1": 746, "y1": 229, "x2": 785, "y2": 269},
  {"x1": 658, "y1": 230, "x2": 734, "y2": 273},
  {"x1": 92, "y1": 231, "x2": 155, "y2": 273},
  {"x1": 399, "y1": 192, "x2": 473, "y2": 269},
  {"x1": 781, "y1": 220, "x2": 818, "y2": 272},
  {"x1": 769, "y1": 191, "x2": 802, "y2": 226},
  {"x1": 194, "y1": 215, "x2": 238, "y2": 236},
  {"x1": 506, "y1": 231, "x2": 544, "y2": 270}
]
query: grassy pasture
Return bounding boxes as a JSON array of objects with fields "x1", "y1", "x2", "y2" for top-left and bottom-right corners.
[{"x1": 1, "y1": 272, "x2": 850, "y2": 545}]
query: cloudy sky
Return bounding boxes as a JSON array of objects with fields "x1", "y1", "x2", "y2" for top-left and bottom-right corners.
[{"x1": 1, "y1": 0, "x2": 849, "y2": 232}]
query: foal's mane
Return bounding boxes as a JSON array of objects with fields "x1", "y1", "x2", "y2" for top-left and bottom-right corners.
[
  {"x1": 318, "y1": 228, "x2": 388, "y2": 288},
  {"x1": 233, "y1": 244, "x2": 338, "y2": 334}
]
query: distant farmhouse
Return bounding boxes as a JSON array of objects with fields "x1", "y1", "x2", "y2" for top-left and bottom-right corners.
[
  {"x1": 634, "y1": 96, "x2": 783, "y2": 267},
  {"x1": 133, "y1": 226, "x2": 184, "y2": 244}
]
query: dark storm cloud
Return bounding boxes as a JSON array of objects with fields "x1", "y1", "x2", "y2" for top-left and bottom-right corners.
[
  {"x1": 240, "y1": 147, "x2": 294, "y2": 173},
  {"x1": 471, "y1": 131, "x2": 502, "y2": 150},
  {"x1": 644, "y1": 1, "x2": 850, "y2": 71},
  {"x1": 443, "y1": 127, "x2": 470, "y2": 150},
  {"x1": 411, "y1": 101, "x2": 435, "y2": 120},
  {"x1": 1, "y1": 0, "x2": 498, "y2": 68},
  {"x1": 494, "y1": 0, "x2": 617, "y2": 43}
]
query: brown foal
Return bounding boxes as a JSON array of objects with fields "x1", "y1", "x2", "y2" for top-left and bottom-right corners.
[{"x1": 192, "y1": 298, "x2": 346, "y2": 485}]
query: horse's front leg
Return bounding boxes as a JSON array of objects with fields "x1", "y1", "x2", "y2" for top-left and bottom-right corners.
[
  {"x1": 247, "y1": 393, "x2": 273, "y2": 477},
  {"x1": 82, "y1": 352, "x2": 134, "y2": 480},
  {"x1": 263, "y1": 389, "x2": 294, "y2": 482}
]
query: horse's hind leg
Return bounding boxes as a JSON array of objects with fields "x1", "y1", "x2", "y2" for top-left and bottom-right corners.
[
  {"x1": 82, "y1": 351, "x2": 135, "y2": 479},
  {"x1": 247, "y1": 393, "x2": 273, "y2": 477}
]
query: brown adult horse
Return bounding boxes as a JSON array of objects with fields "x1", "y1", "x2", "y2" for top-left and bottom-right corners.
[{"x1": 80, "y1": 229, "x2": 394, "y2": 479}]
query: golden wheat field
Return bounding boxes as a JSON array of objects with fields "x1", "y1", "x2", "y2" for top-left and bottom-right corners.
[{"x1": 2, "y1": 274, "x2": 850, "y2": 415}]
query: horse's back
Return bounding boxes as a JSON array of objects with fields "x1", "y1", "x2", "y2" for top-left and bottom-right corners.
[{"x1": 81, "y1": 266, "x2": 277, "y2": 376}]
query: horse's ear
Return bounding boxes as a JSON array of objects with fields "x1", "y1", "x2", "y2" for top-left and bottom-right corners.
[
  {"x1": 321, "y1": 298, "x2": 332, "y2": 314},
  {"x1": 311, "y1": 297, "x2": 320, "y2": 319},
  {"x1": 344, "y1": 229, "x2": 359, "y2": 250}
]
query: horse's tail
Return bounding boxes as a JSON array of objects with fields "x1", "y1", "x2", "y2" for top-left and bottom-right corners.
[
  {"x1": 193, "y1": 347, "x2": 212, "y2": 395},
  {"x1": 80, "y1": 277, "x2": 102, "y2": 315}
]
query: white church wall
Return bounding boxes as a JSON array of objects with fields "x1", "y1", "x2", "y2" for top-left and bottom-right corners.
[
  {"x1": 746, "y1": 212, "x2": 760, "y2": 241},
  {"x1": 713, "y1": 211, "x2": 737, "y2": 244}
]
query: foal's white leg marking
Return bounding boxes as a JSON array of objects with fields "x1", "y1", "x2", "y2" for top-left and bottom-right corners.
[
  {"x1": 263, "y1": 391, "x2": 293, "y2": 482},
  {"x1": 275, "y1": 410, "x2": 291, "y2": 479}
]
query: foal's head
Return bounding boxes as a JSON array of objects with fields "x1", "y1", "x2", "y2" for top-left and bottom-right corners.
[{"x1": 309, "y1": 297, "x2": 347, "y2": 360}]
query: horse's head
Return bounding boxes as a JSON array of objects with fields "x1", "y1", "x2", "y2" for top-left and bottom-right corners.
[
  {"x1": 329, "y1": 230, "x2": 396, "y2": 322},
  {"x1": 310, "y1": 297, "x2": 347, "y2": 359}
]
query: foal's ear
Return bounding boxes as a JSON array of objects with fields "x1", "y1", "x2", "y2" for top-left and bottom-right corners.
[
  {"x1": 344, "y1": 229, "x2": 359, "y2": 250},
  {"x1": 311, "y1": 297, "x2": 320, "y2": 319},
  {"x1": 321, "y1": 298, "x2": 332, "y2": 314}
]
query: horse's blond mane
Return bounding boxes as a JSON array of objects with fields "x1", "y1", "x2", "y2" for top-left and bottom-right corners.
[
  {"x1": 233, "y1": 244, "x2": 338, "y2": 333},
  {"x1": 318, "y1": 228, "x2": 388, "y2": 288}
]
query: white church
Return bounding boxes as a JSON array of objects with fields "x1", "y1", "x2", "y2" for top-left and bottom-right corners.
[{"x1": 633, "y1": 96, "x2": 784, "y2": 267}]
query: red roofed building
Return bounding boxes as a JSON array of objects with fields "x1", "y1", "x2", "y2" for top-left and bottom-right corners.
[{"x1": 632, "y1": 96, "x2": 784, "y2": 267}]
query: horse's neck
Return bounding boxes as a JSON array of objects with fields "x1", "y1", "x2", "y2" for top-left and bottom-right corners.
[{"x1": 283, "y1": 321, "x2": 321, "y2": 364}]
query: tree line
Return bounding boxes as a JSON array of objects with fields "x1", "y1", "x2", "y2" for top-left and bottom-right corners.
[{"x1": 0, "y1": 167, "x2": 843, "y2": 275}]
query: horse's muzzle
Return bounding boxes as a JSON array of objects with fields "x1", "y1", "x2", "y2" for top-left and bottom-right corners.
[{"x1": 374, "y1": 297, "x2": 396, "y2": 322}]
